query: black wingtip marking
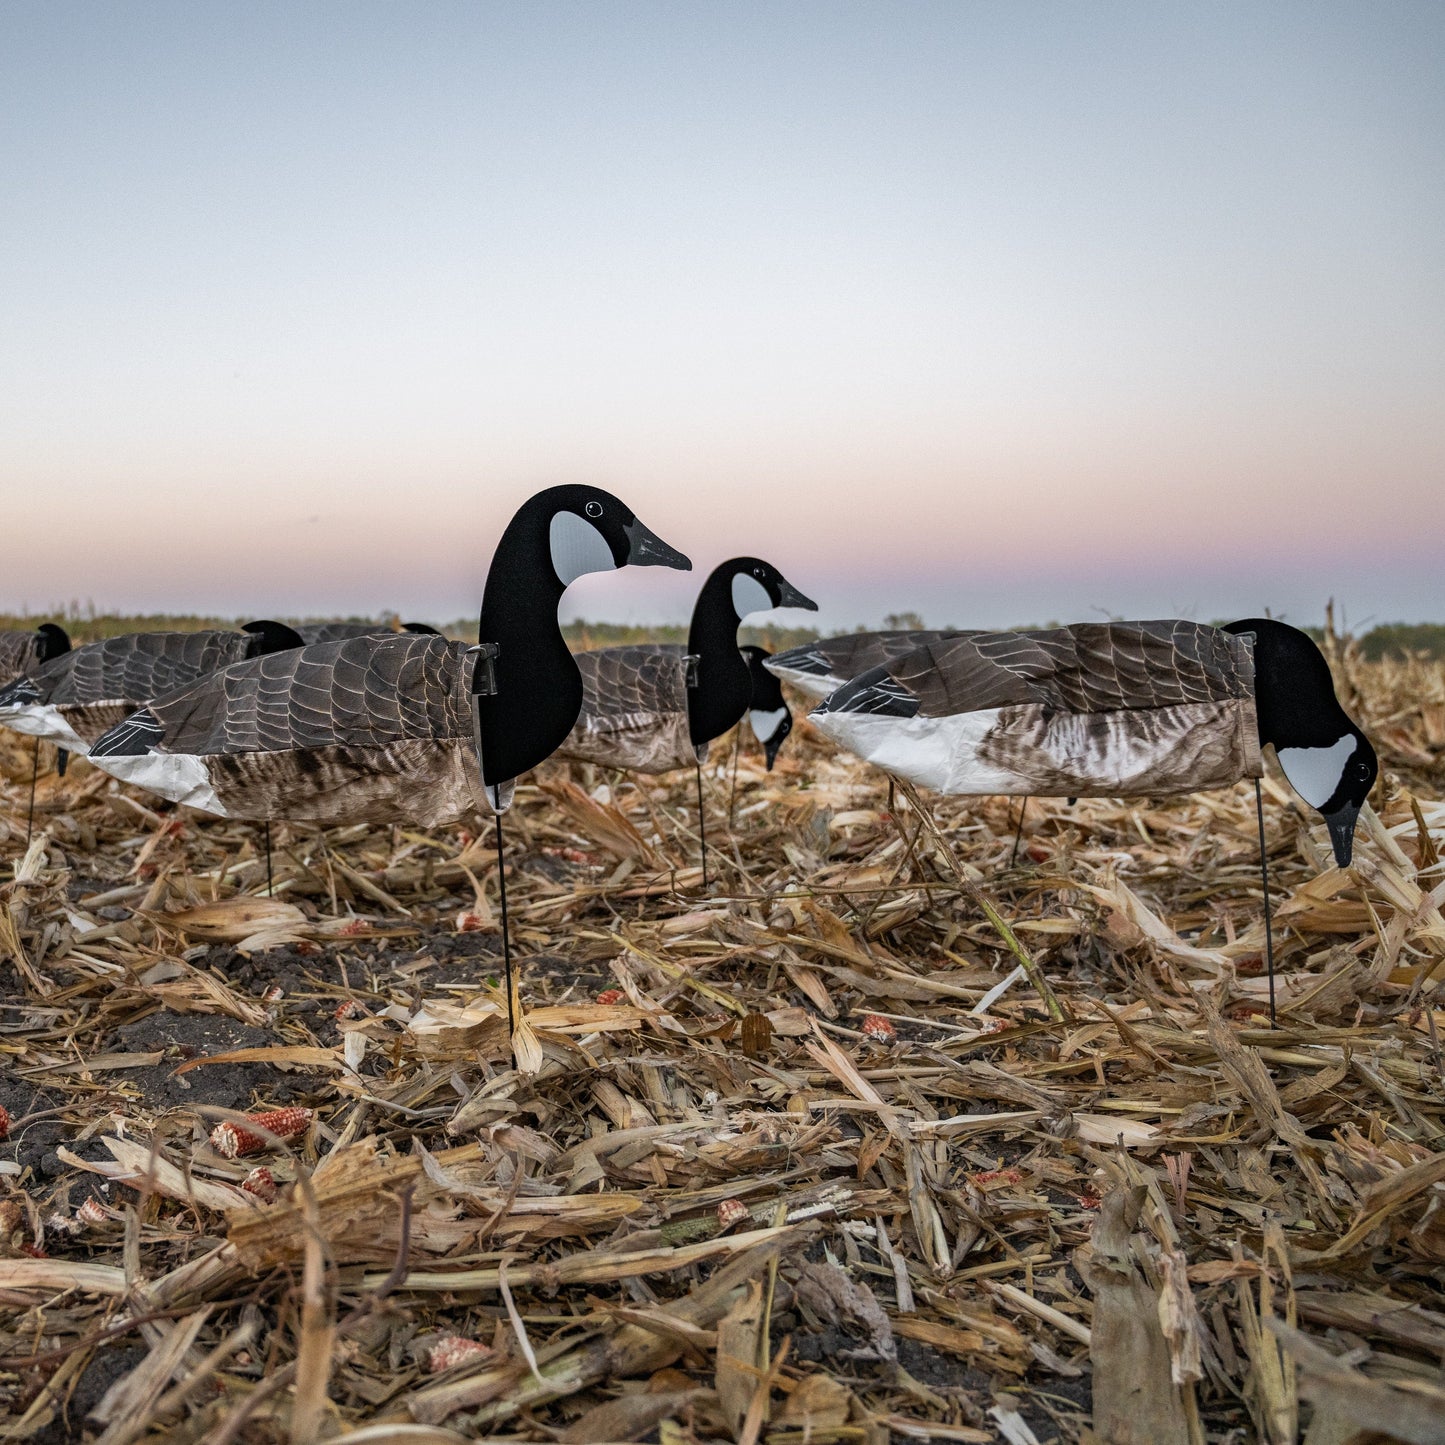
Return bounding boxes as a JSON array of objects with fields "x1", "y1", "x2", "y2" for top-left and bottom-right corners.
[
  {"x1": 769, "y1": 646, "x2": 832, "y2": 677},
  {"x1": 816, "y1": 668, "x2": 920, "y2": 718},
  {"x1": 91, "y1": 709, "x2": 165, "y2": 758},
  {"x1": 0, "y1": 677, "x2": 40, "y2": 708}
]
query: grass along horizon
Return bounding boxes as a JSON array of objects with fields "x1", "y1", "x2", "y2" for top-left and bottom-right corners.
[{"x1": 4, "y1": 607, "x2": 1445, "y2": 661}]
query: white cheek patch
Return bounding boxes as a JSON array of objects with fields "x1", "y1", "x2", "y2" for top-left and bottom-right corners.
[
  {"x1": 549, "y1": 512, "x2": 617, "y2": 587},
  {"x1": 1277, "y1": 737, "x2": 1355, "y2": 809},
  {"x1": 749, "y1": 707, "x2": 787, "y2": 742},
  {"x1": 731, "y1": 573, "x2": 773, "y2": 619}
]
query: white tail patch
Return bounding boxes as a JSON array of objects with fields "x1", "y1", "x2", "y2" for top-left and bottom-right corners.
[
  {"x1": 91, "y1": 750, "x2": 227, "y2": 816},
  {"x1": 1276, "y1": 737, "x2": 1354, "y2": 810},
  {"x1": 749, "y1": 707, "x2": 787, "y2": 742},
  {"x1": 763, "y1": 661, "x2": 839, "y2": 700},
  {"x1": 0, "y1": 702, "x2": 91, "y2": 752},
  {"x1": 549, "y1": 512, "x2": 616, "y2": 587},
  {"x1": 731, "y1": 572, "x2": 773, "y2": 619}
]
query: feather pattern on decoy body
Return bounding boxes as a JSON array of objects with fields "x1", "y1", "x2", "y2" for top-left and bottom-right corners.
[
  {"x1": 89, "y1": 488, "x2": 692, "y2": 825},
  {"x1": 555, "y1": 558, "x2": 816, "y2": 775},
  {"x1": 0, "y1": 624, "x2": 70, "y2": 687},
  {"x1": 812, "y1": 617, "x2": 1376, "y2": 865},
  {"x1": 0, "y1": 621, "x2": 302, "y2": 754},
  {"x1": 294, "y1": 621, "x2": 440, "y2": 645},
  {"x1": 94, "y1": 633, "x2": 483, "y2": 825},
  {"x1": 766, "y1": 629, "x2": 969, "y2": 700}
]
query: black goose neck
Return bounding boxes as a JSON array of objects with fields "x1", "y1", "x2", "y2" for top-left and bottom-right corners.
[
  {"x1": 478, "y1": 494, "x2": 568, "y2": 648},
  {"x1": 1226, "y1": 618, "x2": 1353, "y2": 750},
  {"x1": 472, "y1": 494, "x2": 581, "y2": 789},
  {"x1": 685, "y1": 565, "x2": 752, "y2": 746}
]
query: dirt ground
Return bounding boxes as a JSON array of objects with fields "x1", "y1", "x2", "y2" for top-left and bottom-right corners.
[{"x1": 1, "y1": 636, "x2": 1443, "y2": 1443}]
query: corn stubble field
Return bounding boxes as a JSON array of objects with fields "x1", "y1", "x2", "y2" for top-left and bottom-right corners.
[{"x1": 1, "y1": 634, "x2": 1444, "y2": 1445}]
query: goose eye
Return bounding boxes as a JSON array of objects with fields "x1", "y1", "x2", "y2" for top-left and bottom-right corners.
[
  {"x1": 753, "y1": 566, "x2": 764, "y2": 578},
  {"x1": 585, "y1": 500, "x2": 603, "y2": 518}
]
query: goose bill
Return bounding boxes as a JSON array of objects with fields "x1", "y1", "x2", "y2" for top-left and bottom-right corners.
[
  {"x1": 623, "y1": 519, "x2": 691, "y2": 570},
  {"x1": 1323, "y1": 802, "x2": 1360, "y2": 868},
  {"x1": 774, "y1": 580, "x2": 818, "y2": 610}
]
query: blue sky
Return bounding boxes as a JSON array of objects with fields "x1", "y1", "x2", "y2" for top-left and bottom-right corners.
[{"x1": 2, "y1": 2, "x2": 1441, "y2": 632}]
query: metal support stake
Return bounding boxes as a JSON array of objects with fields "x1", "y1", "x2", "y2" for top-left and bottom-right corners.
[
  {"x1": 1009, "y1": 797, "x2": 1029, "y2": 867},
  {"x1": 495, "y1": 801, "x2": 515, "y2": 1040},
  {"x1": 695, "y1": 762, "x2": 709, "y2": 891},
  {"x1": 1255, "y1": 778, "x2": 1277, "y2": 1025},
  {"x1": 25, "y1": 738, "x2": 39, "y2": 850}
]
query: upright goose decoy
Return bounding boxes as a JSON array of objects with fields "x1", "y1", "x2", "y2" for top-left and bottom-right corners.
[
  {"x1": 88, "y1": 488, "x2": 691, "y2": 1039},
  {"x1": 554, "y1": 557, "x2": 817, "y2": 882},
  {"x1": 766, "y1": 629, "x2": 967, "y2": 701},
  {"x1": 90, "y1": 488, "x2": 691, "y2": 825},
  {"x1": 0, "y1": 624, "x2": 70, "y2": 687},
  {"x1": 811, "y1": 618, "x2": 1377, "y2": 1017},
  {"x1": 0, "y1": 621, "x2": 304, "y2": 760},
  {"x1": 294, "y1": 621, "x2": 441, "y2": 645}
]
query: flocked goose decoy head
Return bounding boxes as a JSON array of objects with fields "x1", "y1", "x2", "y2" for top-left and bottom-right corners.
[
  {"x1": 473, "y1": 485, "x2": 692, "y2": 796},
  {"x1": 741, "y1": 645, "x2": 792, "y2": 769},
  {"x1": 36, "y1": 623, "x2": 71, "y2": 662},
  {"x1": 241, "y1": 620, "x2": 307, "y2": 656},
  {"x1": 1223, "y1": 618, "x2": 1376, "y2": 866},
  {"x1": 0, "y1": 623, "x2": 71, "y2": 688},
  {"x1": 686, "y1": 558, "x2": 817, "y2": 749}
]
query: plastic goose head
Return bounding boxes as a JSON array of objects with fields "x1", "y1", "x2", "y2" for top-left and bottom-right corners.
[
  {"x1": 36, "y1": 623, "x2": 70, "y2": 661},
  {"x1": 1224, "y1": 618, "x2": 1378, "y2": 867},
  {"x1": 718, "y1": 557, "x2": 818, "y2": 622},
  {"x1": 241, "y1": 620, "x2": 307, "y2": 657},
  {"x1": 544, "y1": 486, "x2": 692, "y2": 588},
  {"x1": 741, "y1": 644, "x2": 792, "y2": 769}
]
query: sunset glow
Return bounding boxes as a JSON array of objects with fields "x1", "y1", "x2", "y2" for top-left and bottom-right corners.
[{"x1": 3, "y1": 2, "x2": 1441, "y2": 632}]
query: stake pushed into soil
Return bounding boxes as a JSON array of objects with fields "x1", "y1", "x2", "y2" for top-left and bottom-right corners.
[
  {"x1": 1009, "y1": 796, "x2": 1028, "y2": 867},
  {"x1": 24, "y1": 737, "x2": 38, "y2": 849},
  {"x1": 1255, "y1": 777, "x2": 1277, "y2": 1026},
  {"x1": 695, "y1": 761, "x2": 709, "y2": 891},
  {"x1": 495, "y1": 800, "x2": 516, "y2": 1042}
]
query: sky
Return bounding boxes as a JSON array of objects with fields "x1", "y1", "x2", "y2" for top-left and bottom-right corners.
[{"x1": 2, "y1": 2, "x2": 1442, "y2": 634}]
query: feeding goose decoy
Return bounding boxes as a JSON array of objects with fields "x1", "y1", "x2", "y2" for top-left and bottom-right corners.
[
  {"x1": 811, "y1": 617, "x2": 1377, "y2": 1019},
  {"x1": 766, "y1": 629, "x2": 967, "y2": 701},
  {"x1": 294, "y1": 621, "x2": 441, "y2": 645},
  {"x1": 0, "y1": 621, "x2": 304, "y2": 762},
  {"x1": 740, "y1": 645, "x2": 793, "y2": 771},
  {"x1": 554, "y1": 557, "x2": 817, "y2": 884},
  {"x1": 88, "y1": 487, "x2": 692, "y2": 1039}
]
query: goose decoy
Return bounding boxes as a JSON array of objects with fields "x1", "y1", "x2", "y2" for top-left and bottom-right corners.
[
  {"x1": 0, "y1": 623, "x2": 70, "y2": 687},
  {"x1": 810, "y1": 617, "x2": 1377, "y2": 1019},
  {"x1": 0, "y1": 624, "x2": 71, "y2": 846},
  {"x1": 88, "y1": 487, "x2": 691, "y2": 1040},
  {"x1": 554, "y1": 558, "x2": 816, "y2": 884},
  {"x1": 0, "y1": 621, "x2": 304, "y2": 760},
  {"x1": 294, "y1": 621, "x2": 441, "y2": 645},
  {"x1": 740, "y1": 645, "x2": 793, "y2": 771},
  {"x1": 766, "y1": 629, "x2": 967, "y2": 701}
]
